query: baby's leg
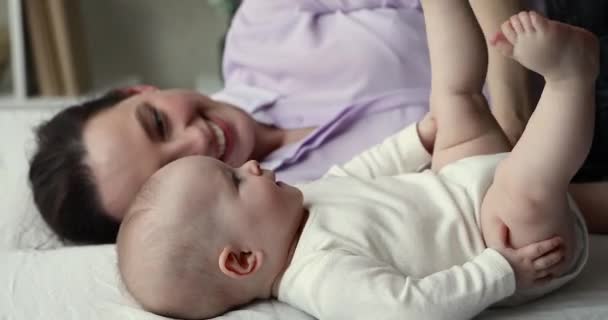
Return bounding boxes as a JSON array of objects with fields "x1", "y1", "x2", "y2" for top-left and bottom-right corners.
[
  {"x1": 421, "y1": 0, "x2": 511, "y2": 172},
  {"x1": 482, "y1": 12, "x2": 599, "y2": 275}
]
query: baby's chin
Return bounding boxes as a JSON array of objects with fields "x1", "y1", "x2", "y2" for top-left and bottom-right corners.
[
  {"x1": 287, "y1": 183, "x2": 304, "y2": 200},
  {"x1": 282, "y1": 182, "x2": 305, "y2": 207}
]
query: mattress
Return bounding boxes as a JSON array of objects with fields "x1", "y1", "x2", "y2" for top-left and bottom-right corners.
[{"x1": 1, "y1": 109, "x2": 607, "y2": 320}]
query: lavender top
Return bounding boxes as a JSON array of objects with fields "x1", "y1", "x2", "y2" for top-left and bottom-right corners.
[{"x1": 213, "y1": 1, "x2": 432, "y2": 183}]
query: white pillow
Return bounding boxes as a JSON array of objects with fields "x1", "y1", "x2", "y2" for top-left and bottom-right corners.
[
  {"x1": 0, "y1": 245, "x2": 165, "y2": 319},
  {"x1": 0, "y1": 244, "x2": 314, "y2": 320},
  {"x1": 0, "y1": 108, "x2": 63, "y2": 250}
]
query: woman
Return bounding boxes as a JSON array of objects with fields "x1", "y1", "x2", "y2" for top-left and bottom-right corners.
[{"x1": 29, "y1": 0, "x2": 605, "y2": 244}]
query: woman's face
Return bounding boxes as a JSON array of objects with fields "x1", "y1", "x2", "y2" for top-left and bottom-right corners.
[{"x1": 83, "y1": 88, "x2": 257, "y2": 221}]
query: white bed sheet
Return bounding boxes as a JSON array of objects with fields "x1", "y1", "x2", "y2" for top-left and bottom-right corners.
[{"x1": 1, "y1": 109, "x2": 607, "y2": 320}]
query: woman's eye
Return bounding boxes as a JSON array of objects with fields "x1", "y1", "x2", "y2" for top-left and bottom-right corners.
[{"x1": 152, "y1": 109, "x2": 167, "y2": 139}]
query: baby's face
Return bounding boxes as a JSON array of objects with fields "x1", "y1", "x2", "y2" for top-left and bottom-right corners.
[
  {"x1": 118, "y1": 156, "x2": 307, "y2": 318},
  {"x1": 165, "y1": 156, "x2": 306, "y2": 265}
]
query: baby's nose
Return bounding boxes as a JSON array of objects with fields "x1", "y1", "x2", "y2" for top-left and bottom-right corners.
[
  {"x1": 263, "y1": 169, "x2": 276, "y2": 181},
  {"x1": 243, "y1": 160, "x2": 262, "y2": 175}
]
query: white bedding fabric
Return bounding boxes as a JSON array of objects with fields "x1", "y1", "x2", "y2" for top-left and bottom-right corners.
[{"x1": 1, "y1": 109, "x2": 607, "y2": 320}]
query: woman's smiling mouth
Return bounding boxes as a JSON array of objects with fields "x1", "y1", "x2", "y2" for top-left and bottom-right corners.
[{"x1": 208, "y1": 120, "x2": 226, "y2": 159}]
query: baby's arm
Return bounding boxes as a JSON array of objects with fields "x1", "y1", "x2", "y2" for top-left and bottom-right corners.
[
  {"x1": 283, "y1": 242, "x2": 561, "y2": 320},
  {"x1": 328, "y1": 118, "x2": 434, "y2": 179}
]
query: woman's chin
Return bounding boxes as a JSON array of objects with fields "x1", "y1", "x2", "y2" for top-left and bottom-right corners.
[{"x1": 224, "y1": 152, "x2": 246, "y2": 167}]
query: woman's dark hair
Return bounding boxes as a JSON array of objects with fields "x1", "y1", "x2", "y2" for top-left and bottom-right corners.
[{"x1": 29, "y1": 89, "x2": 132, "y2": 244}]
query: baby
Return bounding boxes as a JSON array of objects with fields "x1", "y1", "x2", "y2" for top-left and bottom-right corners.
[{"x1": 117, "y1": 2, "x2": 598, "y2": 319}]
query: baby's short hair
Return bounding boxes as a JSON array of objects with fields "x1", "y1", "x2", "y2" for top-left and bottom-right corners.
[{"x1": 116, "y1": 171, "x2": 238, "y2": 319}]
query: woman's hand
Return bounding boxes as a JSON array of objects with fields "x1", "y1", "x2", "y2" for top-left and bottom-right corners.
[
  {"x1": 494, "y1": 235, "x2": 565, "y2": 290},
  {"x1": 417, "y1": 112, "x2": 437, "y2": 153}
]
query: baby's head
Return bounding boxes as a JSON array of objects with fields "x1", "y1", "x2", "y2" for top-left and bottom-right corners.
[{"x1": 117, "y1": 156, "x2": 306, "y2": 319}]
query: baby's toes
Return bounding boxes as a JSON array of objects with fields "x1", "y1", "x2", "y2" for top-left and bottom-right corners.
[
  {"x1": 518, "y1": 11, "x2": 534, "y2": 32},
  {"x1": 491, "y1": 32, "x2": 514, "y2": 57},
  {"x1": 510, "y1": 15, "x2": 525, "y2": 34},
  {"x1": 500, "y1": 19, "x2": 518, "y2": 44},
  {"x1": 529, "y1": 11, "x2": 549, "y2": 32}
]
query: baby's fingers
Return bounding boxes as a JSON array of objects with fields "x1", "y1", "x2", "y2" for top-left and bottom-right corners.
[
  {"x1": 533, "y1": 249, "x2": 564, "y2": 270},
  {"x1": 534, "y1": 262, "x2": 564, "y2": 284},
  {"x1": 521, "y1": 236, "x2": 562, "y2": 260},
  {"x1": 533, "y1": 273, "x2": 554, "y2": 286}
]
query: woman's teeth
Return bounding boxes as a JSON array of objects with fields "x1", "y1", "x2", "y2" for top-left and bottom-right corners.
[{"x1": 208, "y1": 121, "x2": 226, "y2": 158}]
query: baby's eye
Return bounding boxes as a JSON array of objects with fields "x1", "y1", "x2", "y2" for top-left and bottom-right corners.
[{"x1": 231, "y1": 171, "x2": 241, "y2": 187}]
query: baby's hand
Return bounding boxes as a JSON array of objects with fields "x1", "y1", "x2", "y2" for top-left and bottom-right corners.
[{"x1": 495, "y1": 236, "x2": 564, "y2": 290}]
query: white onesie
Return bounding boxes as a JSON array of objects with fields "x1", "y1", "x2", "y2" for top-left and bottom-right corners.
[{"x1": 278, "y1": 123, "x2": 588, "y2": 319}]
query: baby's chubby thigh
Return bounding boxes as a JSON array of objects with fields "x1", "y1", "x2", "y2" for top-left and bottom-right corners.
[{"x1": 480, "y1": 177, "x2": 578, "y2": 277}]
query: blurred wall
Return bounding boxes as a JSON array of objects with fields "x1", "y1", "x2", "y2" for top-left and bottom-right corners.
[
  {"x1": 80, "y1": 0, "x2": 229, "y2": 91},
  {"x1": 0, "y1": 0, "x2": 8, "y2": 26},
  {"x1": 0, "y1": 0, "x2": 10, "y2": 93}
]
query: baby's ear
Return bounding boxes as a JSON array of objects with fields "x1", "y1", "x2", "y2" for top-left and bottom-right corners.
[{"x1": 218, "y1": 246, "x2": 263, "y2": 279}]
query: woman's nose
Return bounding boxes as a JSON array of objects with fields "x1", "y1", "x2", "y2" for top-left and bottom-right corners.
[{"x1": 165, "y1": 128, "x2": 209, "y2": 161}]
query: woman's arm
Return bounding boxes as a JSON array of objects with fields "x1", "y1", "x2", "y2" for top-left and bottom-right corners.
[{"x1": 470, "y1": 0, "x2": 533, "y2": 146}]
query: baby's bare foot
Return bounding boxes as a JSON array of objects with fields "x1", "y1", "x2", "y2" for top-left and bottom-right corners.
[{"x1": 491, "y1": 11, "x2": 599, "y2": 83}]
